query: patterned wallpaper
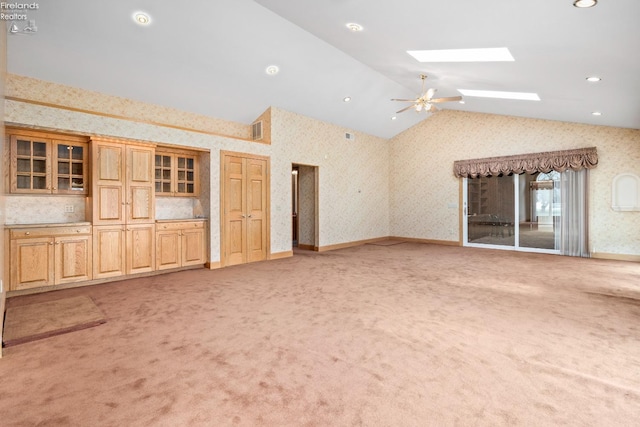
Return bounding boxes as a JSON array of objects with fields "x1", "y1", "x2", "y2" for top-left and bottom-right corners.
[
  {"x1": 4, "y1": 75, "x2": 638, "y2": 259},
  {"x1": 6, "y1": 74, "x2": 251, "y2": 140},
  {"x1": 390, "y1": 110, "x2": 640, "y2": 256},
  {"x1": 4, "y1": 96, "x2": 271, "y2": 262},
  {"x1": 4, "y1": 75, "x2": 390, "y2": 261},
  {"x1": 270, "y1": 108, "x2": 390, "y2": 249}
]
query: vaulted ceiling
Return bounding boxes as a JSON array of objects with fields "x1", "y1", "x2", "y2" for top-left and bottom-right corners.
[{"x1": 6, "y1": 0, "x2": 640, "y2": 138}]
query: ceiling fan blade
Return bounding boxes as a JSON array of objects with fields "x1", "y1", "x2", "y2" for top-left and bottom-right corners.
[
  {"x1": 390, "y1": 98, "x2": 417, "y2": 102},
  {"x1": 396, "y1": 104, "x2": 416, "y2": 114},
  {"x1": 426, "y1": 88, "x2": 436, "y2": 100},
  {"x1": 430, "y1": 96, "x2": 463, "y2": 103}
]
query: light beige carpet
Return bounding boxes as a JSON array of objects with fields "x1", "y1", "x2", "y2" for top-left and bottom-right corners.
[
  {"x1": 0, "y1": 243, "x2": 639, "y2": 426},
  {"x1": 3, "y1": 295, "x2": 106, "y2": 347}
]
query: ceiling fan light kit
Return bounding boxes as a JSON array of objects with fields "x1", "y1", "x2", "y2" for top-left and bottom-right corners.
[{"x1": 392, "y1": 74, "x2": 462, "y2": 115}]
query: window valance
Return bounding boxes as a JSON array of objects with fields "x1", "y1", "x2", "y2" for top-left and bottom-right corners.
[{"x1": 453, "y1": 147, "x2": 598, "y2": 178}]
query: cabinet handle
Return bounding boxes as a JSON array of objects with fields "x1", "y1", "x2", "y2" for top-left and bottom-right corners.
[
  {"x1": 241, "y1": 214, "x2": 246, "y2": 218},
  {"x1": 53, "y1": 187, "x2": 57, "y2": 190},
  {"x1": 49, "y1": 242, "x2": 54, "y2": 245},
  {"x1": 25, "y1": 232, "x2": 30, "y2": 235},
  {"x1": 248, "y1": 214, "x2": 252, "y2": 218}
]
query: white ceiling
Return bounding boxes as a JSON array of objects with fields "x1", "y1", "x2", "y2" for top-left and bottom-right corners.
[{"x1": 6, "y1": 0, "x2": 640, "y2": 139}]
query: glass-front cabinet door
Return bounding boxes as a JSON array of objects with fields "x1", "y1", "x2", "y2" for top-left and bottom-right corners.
[
  {"x1": 54, "y1": 142, "x2": 88, "y2": 194},
  {"x1": 9, "y1": 131, "x2": 89, "y2": 195},
  {"x1": 154, "y1": 151, "x2": 199, "y2": 196},
  {"x1": 11, "y1": 135, "x2": 51, "y2": 193},
  {"x1": 155, "y1": 153, "x2": 173, "y2": 194},
  {"x1": 175, "y1": 155, "x2": 196, "y2": 195}
]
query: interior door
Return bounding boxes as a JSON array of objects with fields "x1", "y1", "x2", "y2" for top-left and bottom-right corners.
[
  {"x1": 222, "y1": 152, "x2": 269, "y2": 266},
  {"x1": 246, "y1": 158, "x2": 268, "y2": 263},
  {"x1": 223, "y1": 155, "x2": 247, "y2": 266}
]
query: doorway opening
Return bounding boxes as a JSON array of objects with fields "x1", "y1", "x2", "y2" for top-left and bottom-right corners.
[{"x1": 292, "y1": 164, "x2": 319, "y2": 251}]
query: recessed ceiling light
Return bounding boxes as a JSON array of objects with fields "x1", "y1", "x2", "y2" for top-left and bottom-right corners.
[
  {"x1": 346, "y1": 23, "x2": 363, "y2": 32},
  {"x1": 407, "y1": 47, "x2": 515, "y2": 63},
  {"x1": 573, "y1": 0, "x2": 597, "y2": 8},
  {"x1": 592, "y1": 111, "x2": 602, "y2": 116},
  {"x1": 459, "y1": 100, "x2": 466, "y2": 104},
  {"x1": 586, "y1": 76, "x2": 601, "y2": 82},
  {"x1": 458, "y1": 89, "x2": 541, "y2": 101},
  {"x1": 265, "y1": 65, "x2": 279, "y2": 75},
  {"x1": 343, "y1": 96, "x2": 352, "y2": 102},
  {"x1": 133, "y1": 12, "x2": 151, "y2": 26},
  {"x1": 391, "y1": 116, "x2": 397, "y2": 121}
]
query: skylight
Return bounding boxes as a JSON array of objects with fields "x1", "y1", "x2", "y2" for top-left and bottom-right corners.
[
  {"x1": 407, "y1": 47, "x2": 514, "y2": 63},
  {"x1": 458, "y1": 89, "x2": 540, "y2": 101}
]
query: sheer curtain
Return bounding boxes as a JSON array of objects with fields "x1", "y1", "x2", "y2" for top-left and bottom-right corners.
[{"x1": 560, "y1": 169, "x2": 589, "y2": 257}]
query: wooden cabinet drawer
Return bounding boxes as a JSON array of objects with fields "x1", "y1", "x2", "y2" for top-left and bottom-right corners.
[
  {"x1": 156, "y1": 221, "x2": 205, "y2": 231},
  {"x1": 10, "y1": 225, "x2": 92, "y2": 239}
]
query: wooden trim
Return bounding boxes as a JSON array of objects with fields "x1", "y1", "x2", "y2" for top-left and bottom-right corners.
[
  {"x1": 6, "y1": 127, "x2": 90, "y2": 143},
  {"x1": 205, "y1": 261, "x2": 221, "y2": 270},
  {"x1": 220, "y1": 150, "x2": 270, "y2": 162},
  {"x1": 89, "y1": 135, "x2": 156, "y2": 148},
  {"x1": 270, "y1": 250, "x2": 293, "y2": 260},
  {"x1": 317, "y1": 237, "x2": 389, "y2": 252},
  {"x1": 156, "y1": 143, "x2": 209, "y2": 154},
  {"x1": 297, "y1": 244, "x2": 317, "y2": 251},
  {"x1": 591, "y1": 252, "x2": 640, "y2": 263},
  {"x1": 6, "y1": 96, "x2": 268, "y2": 144},
  {"x1": 389, "y1": 236, "x2": 461, "y2": 246}
]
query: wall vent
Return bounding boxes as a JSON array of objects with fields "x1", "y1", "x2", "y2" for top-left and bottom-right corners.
[
  {"x1": 252, "y1": 121, "x2": 263, "y2": 141},
  {"x1": 345, "y1": 132, "x2": 355, "y2": 141}
]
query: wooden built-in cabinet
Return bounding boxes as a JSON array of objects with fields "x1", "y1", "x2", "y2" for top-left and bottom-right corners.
[
  {"x1": 90, "y1": 139, "x2": 155, "y2": 225},
  {"x1": 8, "y1": 224, "x2": 92, "y2": 291},
  {"x1": 92, "y1": 223, "x2": 155, "y2": 278},
  {"x1": 155, "y1": 149, "x2": 199, "y2": 197},
  {"x1": 90, "y1": 138, "x2": 156, "y2": 279},
  {"x1": 4, "y1": 130, "x2": 210, "y2": 295},
  {"x1": 6, "y1": 129, "x2": 89, "y2": 195},
  {"x1": 156, "y1": 220, "x2": 206, "y2": 270}
]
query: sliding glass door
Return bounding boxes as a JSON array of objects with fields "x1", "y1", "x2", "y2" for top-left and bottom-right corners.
[{"x1": 464, "y1": 173, "x2": 561, "y2": 253}]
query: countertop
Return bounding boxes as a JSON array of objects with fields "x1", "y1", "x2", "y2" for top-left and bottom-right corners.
[
  {"x1": 5, "y1": 219, "x2": 208, "y2": 228},
  {"x1": 155, "y1": 218, "x2": 207, "y2": 223},
  {"x1": 4, "y1": 222, "x2": 92, "y2": 229}
]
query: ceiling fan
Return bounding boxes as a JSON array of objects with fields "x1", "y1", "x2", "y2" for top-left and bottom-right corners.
[{"x1": 392, "y1": 74, "x2": 462, "y2": 114}]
